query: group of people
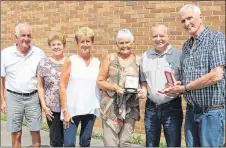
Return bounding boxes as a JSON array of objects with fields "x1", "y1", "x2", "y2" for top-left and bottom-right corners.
[{"x1": 1, "y1": 4, "x2": 225, "y2": 147}]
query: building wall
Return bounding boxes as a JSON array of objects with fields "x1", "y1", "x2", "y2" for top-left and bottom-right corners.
[{"x1": 1, "y1": 0, "x2": 225, "y2": 139}]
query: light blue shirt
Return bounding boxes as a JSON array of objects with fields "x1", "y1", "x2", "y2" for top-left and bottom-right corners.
[{"x1": 140, "y1": 45, "x2": 182, "y2": 105}]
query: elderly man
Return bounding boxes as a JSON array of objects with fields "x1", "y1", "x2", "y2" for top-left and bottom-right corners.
[
  {"x1": 139, "y1": 24, "x2": 183, "y2": 147},
  {"x1": 1, "y1": 23, "x2": 46, "y2": 147},
  {"x1": 166, "y1": 4, "x2": 225, "y2": 147}
]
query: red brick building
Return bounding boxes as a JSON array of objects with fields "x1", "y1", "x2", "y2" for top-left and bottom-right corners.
[{"x1": 1, "y1": 0, "x2": 225, "y2": 141}]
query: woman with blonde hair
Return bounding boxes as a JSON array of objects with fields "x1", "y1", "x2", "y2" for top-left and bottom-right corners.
[
  {"x1": 37, "y1": 33, "x2": 67, "y2": 147},
  {"x1": 60, "y1": 27, "x2": 100, "y2": 147}
]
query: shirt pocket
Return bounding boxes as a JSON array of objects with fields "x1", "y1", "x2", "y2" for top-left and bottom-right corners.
[{"x1": 164, "y1": 62, "x2": 181, "y2": 81}]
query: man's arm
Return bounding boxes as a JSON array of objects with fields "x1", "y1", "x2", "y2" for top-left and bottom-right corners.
[
  {"x1": 186, "y1": 66, "x2": 224, "y2": 90},
  {"x1": 1, "y1": 76, "x2": 6, "y2": 114},
  {"x1": 166, "y1": 66, "x2": 224, "y2": 94},
  {"x1": 138, "y1": 82, "x2": 147, "y2": 99},
  {"x1": 138, "y1": 57, "x2": 148, "y2": 99}
]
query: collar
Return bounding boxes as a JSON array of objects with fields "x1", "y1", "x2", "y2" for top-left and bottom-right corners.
[
  {"x1": 13, "y1": 44, "x2": 34, "y2": 57},
  {"x1": 149, "y1": 44, "x2": 173, "y2": 56},
  {"x1": 188, "y1": 27, "x2": 209, "y2": 46}
]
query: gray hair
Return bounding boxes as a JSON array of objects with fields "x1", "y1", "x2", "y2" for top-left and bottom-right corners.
[
  {"x1": 15, "y1": 23, "x2": 32, "y2": 37},
  {"x1": 179, "y1": 4, "x2": 201, "y2": 16},
  {"x1": 152, "y1": 23, "x2": 170, "y2": 35},
  {"x1": 116, "y1": 28, "x2": 134, "y2": 43}
]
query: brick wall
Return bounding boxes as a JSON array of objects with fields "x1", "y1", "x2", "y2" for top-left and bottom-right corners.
[{"x1": 1, "y1": 1, "x2": 225, "y2": 139}]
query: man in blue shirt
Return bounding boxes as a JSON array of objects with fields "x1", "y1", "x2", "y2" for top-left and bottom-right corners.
[
  {"x1": 167, "y1": 4, "x2": 225, "y2": 147},
  {"x1": 140, "y1": 24, "x2": 183, "y2": 147}
]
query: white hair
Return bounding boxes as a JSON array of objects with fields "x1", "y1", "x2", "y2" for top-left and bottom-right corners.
[
  {"x1": 116, "y1": 28, "x2": 134, "y2": 43},
  {"x1": 179, "y1": 4, "x2": 201, "y2": 16},
  {"x1": 15, "y1": 23, "x2": 32, "y2": 37},
  {"x1": 152, "y1": 23, "x2": 170, "y2": 35}
]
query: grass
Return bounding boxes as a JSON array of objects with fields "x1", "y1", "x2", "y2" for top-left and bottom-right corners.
[{"x1": 1, "y1": 113, "x2": 167, "y2": 147}]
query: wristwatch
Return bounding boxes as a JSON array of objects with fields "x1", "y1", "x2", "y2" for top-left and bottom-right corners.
[{"x1": 184, "y1": 85, "x2": 189, "y2": 93}]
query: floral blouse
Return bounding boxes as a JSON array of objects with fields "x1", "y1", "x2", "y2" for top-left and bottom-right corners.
[{"x1": 37, "y1": 57, "x2": 64, "y2": 113}]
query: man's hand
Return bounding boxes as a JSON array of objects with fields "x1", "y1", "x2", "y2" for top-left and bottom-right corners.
[
  {"x1": 164, "y1": 91, "x2": 180, "y2": 98},
  {"x1": 1, "y1": 100, "x2": 6, "y2": 114},
  {"x1": 165, "y1": 81, "x2": 181, "y2": 88},
  {"x1": 1, "y1": 77, "x2": 6, "y2": 114},
  {"x1": 165, "y1": 85, "x2": 185, "y2": 94},
  {"x1": 163, "y1": 81, "x2": 182, "y2": 97},
  {"x1": 138, "y1": 88, "x2": 147, "y2": 99}
]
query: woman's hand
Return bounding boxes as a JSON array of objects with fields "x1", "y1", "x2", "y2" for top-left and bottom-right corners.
[
  {"x1": 138, "y1": 88, "x2": 147, "y2": 99},
  {"x1": 43, "y1": 107, "x2": 54, "y2": 121},
  {"x1": 63, "y1": 110, "x2": 74, "y2": 129},
  {"x1": 114, "y1": 84, "x2": 124, "y2": 96}
]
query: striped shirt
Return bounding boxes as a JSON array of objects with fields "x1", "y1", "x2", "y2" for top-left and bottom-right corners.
[{"x1": 181, "y1": 27, "x2": 225, "y2": 107}]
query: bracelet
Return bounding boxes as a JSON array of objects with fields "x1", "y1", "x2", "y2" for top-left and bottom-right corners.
[
  {"x1": 62, "y1": 108, "x2": 68, "y2": 112},
  {"x1": 184, "y1": 85, "x2": 189, "y2": 93}
]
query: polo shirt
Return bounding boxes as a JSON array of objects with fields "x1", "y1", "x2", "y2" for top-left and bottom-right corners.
[
  {"x1": 1, "y1": 45, "x2": 46, "y2": 93},
  {"x1": 140, "y1": 45, "x2": 182, "y2": 105}
]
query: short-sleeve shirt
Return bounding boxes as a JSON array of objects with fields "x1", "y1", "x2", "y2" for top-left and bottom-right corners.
[
  {"x1": 1, "y1": 45, "x2": 46, "y2": 93},
  {"x1": 181, "y1": 27, "x2": 225, "y2": 107},
  {"x1": 37, "y1": 57, "x2": 63, "y2": 113},
  {"x1": 140, "y1": 45, "x2": 182, "y2": 105}
]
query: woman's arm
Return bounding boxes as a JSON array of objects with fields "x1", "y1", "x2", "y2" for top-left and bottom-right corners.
[
  {"x1": 60, "y1": 57, "x2": 73, "y2": 128},
  {"x1": 37, "y1": 73, "x2": 54, "y2": 120},
  {"x1": 96, "y1": 54, "x2": 124, "y2": 95},
  {"x1": 60, "y1": 57, "x2": 71, "y2": 110}
]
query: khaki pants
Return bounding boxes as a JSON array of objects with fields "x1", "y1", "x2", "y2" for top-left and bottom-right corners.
[{"x1": 102, "y1": 118, "x2": 136, "y2": 147}]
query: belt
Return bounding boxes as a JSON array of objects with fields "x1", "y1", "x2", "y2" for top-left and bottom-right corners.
[
  {"x1": 148, "y1": 96, "x2": 181, "y2": 108},
  {"x1": 7, "y1": 89, "x2": 37, "y2": 97},
  {"x1": 187, "y1": 104, "x2": 225, "y2": 113}
]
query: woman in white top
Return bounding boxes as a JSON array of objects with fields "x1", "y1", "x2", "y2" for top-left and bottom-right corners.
[{"x1": 60, "y1": 27, "x2": 100, "y2": 147}]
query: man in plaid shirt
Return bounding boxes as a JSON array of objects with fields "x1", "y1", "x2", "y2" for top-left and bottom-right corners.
[{"x1": 166, "y1": 4, "x2": 225, "y2": 147}]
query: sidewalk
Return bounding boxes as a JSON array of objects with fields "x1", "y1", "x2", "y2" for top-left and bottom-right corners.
[
  {"x1": 1, "y1": 121, "x2": 104, "y2": 147},
  {"x1": 1, "y1": 121, "x2": 142, "y2": 147}
]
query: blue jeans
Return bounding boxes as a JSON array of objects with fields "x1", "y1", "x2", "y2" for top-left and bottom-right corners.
[
  {"x1": 64, "y1": 114, "x2": 96, "y2": 147},
  {"x1": 144, "y1": 98, "x2": 183, "y2": 147},
  {"x1": 185, "y1": 105, "x2": 225, "y2": 147}
]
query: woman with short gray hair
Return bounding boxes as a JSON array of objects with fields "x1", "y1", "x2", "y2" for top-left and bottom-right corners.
[{"x1": 97, "y1": 28, "x2": 147, "y2": 147}]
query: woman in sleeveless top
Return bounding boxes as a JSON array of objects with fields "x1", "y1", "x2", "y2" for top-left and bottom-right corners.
[
  {"x1": 60, "y1": 27, "x2": 100, "y2": 147},
  {"x1": 97, "y1": 29, "x2": 147, "y2": 147},
  {"x1": 37, "y1": 33, "x2": 66, "y2": 147}
]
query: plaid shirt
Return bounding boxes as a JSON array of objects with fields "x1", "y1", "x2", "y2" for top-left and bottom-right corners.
[{"x1": 181, "y1": 27, "x2": 225, "y2": 107}]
